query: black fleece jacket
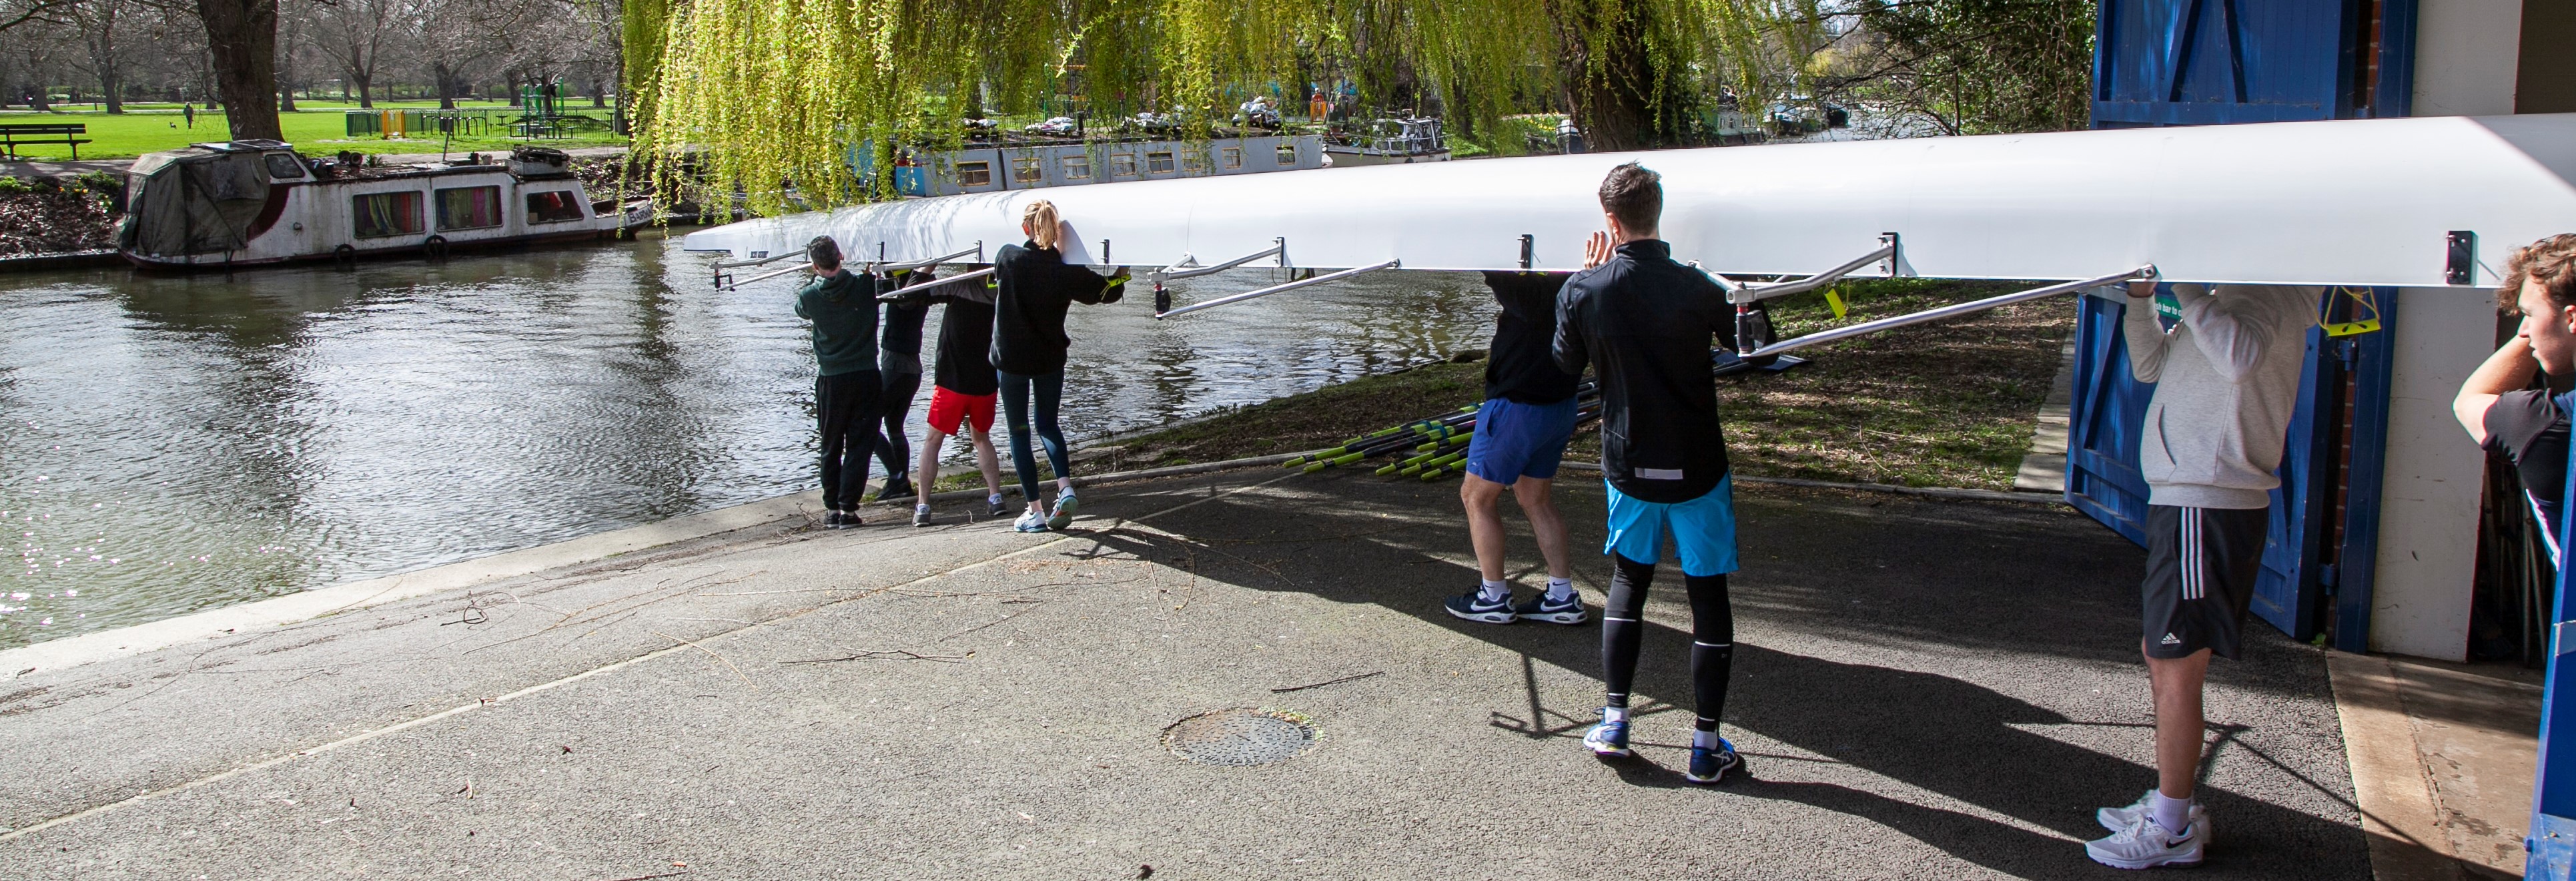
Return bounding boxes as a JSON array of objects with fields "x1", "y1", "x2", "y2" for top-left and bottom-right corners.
[
  {"x1": 990, "y1": 242, "x2": 1123, "y2": 376},
  {"x1": 1551, "y1": 240, "x2": 1732, "y2": 503}
]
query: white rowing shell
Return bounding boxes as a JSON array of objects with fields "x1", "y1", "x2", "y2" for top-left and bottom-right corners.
[{"x1": 684, "y1": 113, "x2": 2576, "y2": 290}]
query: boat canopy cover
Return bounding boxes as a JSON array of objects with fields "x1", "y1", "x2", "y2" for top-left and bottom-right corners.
[
  {"x1": 120, "y1": 145, "x2": 276, "y2": 257},
  {"x1": 684, "y1": 113, "x2": 2576, "y2": 290}
]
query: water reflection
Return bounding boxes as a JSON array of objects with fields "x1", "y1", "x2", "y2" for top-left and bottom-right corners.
[{"x1": 0, "y1": 238, "x2": 1496, "y2": 647}]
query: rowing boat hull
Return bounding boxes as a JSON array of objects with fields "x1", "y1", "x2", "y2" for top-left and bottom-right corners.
[{"x1": 685, "y1": 113, "x2": 2576, "y2": 290}]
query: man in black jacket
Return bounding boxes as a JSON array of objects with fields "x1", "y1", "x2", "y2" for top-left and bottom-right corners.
[{"x1": 1553, "y1": 162, "x2": 1743, "y2": 784}]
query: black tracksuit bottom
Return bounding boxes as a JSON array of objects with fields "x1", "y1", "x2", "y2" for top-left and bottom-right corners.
[{"x1": 817, "y1": 370, "x2": 884, "y2": 511}]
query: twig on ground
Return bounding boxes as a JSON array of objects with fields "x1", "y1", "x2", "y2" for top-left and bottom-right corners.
[
  {"x1": 938, "y1": 603, "x2": 1045, "y2": 641},
  {"x1": 652, "y1": 631, "x2": 757, "y2": 689},
  {"x1": 1270, "y1": 671, "x2": 1385, "y2": 693},
  {"x1": 781, "y1": 649, "x2": 972, "y2": 664},
  {"x1": 595, "y1": 871, "x2": 691, "y2": 881}
]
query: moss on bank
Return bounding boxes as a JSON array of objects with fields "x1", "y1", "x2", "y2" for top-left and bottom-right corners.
[{"x1": 1084, "y1": 276, "x2": 2072, "y2": 491}]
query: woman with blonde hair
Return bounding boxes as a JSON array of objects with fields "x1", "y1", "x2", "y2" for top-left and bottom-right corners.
[{"x1": 989, "y1": 199, "x2": 1129, "y2": 532}]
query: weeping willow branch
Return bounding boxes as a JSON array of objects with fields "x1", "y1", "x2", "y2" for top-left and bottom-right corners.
[{"x1": 639, "y1": 0, "x2": 1813, "y2": 218}]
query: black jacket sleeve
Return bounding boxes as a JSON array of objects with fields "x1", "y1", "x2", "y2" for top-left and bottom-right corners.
[{"x1": 1551, "y1": 275, "x2": 1589, "y2": 376}]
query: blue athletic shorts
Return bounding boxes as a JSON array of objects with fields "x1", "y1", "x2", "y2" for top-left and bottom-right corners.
[
  {"x1": 1464, "y1": 396, "x2": 1580, "y2": 484},
  {"x1": 1603, "y1": 473, "x2": 1740, "y2": 577}
]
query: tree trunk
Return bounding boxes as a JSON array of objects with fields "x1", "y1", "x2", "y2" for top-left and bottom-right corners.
[
  {"x1": 197, "y1": 0, "x2": 281, "y2": 141},
  {"x1": 432, "y1": 62, "x2": 456, "y2": 109},
  {"x1": 1541, "y1": 0, "x2": 1663, "y2": 152},
  {"x1": 350, "y1": 70, "x2": 372, "y2": 108}
]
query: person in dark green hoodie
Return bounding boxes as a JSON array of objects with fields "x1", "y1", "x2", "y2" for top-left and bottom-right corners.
[{"x1": 793, "y1": 236, "x2": 882, "y2": 529}]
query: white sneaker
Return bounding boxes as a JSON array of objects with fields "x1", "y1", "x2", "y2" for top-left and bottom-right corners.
[
  {"x1": 2086, "y1": 815, "x2": 2205, "y2": 870},
  {"x1": 1012, "y1": 509, "x2": 1049, "y2": 533},
  {"x1": 2097, "y1": 790, "x2": 2206, "y2": 834}
]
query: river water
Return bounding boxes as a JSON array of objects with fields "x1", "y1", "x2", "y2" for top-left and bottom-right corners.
[{"x1": 0, "y1": 236, "x2": 1499, "y2": 648}]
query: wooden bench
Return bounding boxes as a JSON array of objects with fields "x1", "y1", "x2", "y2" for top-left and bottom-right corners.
[{"x1": 0, "y1": 123, "x2": 91, "y2": 160}]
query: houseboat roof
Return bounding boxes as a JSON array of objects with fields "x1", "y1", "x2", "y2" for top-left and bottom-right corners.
[{"x1": 686, "y1": 113, "x2": 2576, "y2": 290}]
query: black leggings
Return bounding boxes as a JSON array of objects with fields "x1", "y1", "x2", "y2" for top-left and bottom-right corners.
[
  {"x1": 873, "y1": 364, "x2": 921, "y2": 483},
  {"x1": 1601, "y1": 553, "x2": 1734, "y2": 732}
]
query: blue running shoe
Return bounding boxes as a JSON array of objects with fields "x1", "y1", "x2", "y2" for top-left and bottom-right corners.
[
  {"x1": 1584, "y1": 718, "x2": 1632, "y2": 758},
  {"x1": 1515, "y1": 591, "x2": 1587, "y2": 624},
  {"x1": 1045, "y1": 491, "x2": 1078, "y2": 530},
  {"x1": 1685, "y1": 738, "x2": 1741, "y2": 784},
  {"x1": 1443, "y1": 589, "x2": 1515, "y2": 625}
]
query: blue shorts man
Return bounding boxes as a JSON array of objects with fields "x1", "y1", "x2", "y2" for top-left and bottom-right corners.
[
  {"x1": 1553, "y1": 162, "x2": 1745, "y2": 785},
  {"x1": 1444, "y1": 271, "x2": 1588, "y2": 627}
]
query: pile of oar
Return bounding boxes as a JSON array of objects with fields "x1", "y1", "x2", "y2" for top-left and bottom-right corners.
[
  {"x1": 1284, "y1": 383, "x2": 1605, "y2": 482},
  {"x1": 1282, "y1": 348, "x2": 1798, "y2": 482}
]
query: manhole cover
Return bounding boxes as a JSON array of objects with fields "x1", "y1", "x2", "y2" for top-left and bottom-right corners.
[{"x1": 1162, "y1": 709, "x2": 1316, "y2": 766}]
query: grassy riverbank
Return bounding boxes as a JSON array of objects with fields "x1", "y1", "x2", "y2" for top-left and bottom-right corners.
[{"x1": 1083, "y1": 277, "x2": 2072, "y2": 491}]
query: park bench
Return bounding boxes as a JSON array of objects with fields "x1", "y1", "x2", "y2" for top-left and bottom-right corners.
[{"x1": 0, "y1": 123, "x2": 91, "y2": 160}]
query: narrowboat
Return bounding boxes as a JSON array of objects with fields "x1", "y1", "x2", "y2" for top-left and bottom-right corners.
[{"x1": 118, "y1": 141, "x2": 649, "y2": 269}]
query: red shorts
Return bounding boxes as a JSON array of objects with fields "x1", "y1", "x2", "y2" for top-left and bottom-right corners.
[{"x1": 926, "y1": 386, "x2": 995, "y2": 436}]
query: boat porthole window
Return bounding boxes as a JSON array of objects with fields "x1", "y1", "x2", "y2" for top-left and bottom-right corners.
[
  {"x1": 435, "y1": 186, "x2": 503, "y2": 231},
  {"x1": 1146, "y1": 152, "x2": 1176, "y2": 174},
  {"x1": 263, "y1": 153, "x2": 307, "y2": 180},
  {"x1": 1012, "y1": 157, "x2": 1044, "y2": 184},
  {"x1": 1276, "y1": 144, "x2": 1297, "y2": 166},
  {"x1": 955, "y1": 160, "x2": 992, "y2": 188},
  {"x1": 351, "y1": 192, "x2": 424, "y2": 239},
  {"x1": 1110, "y1": 154, "x2": 1136, "y2": 177},
  {"x1": 1221, "y1": 148, "x2": 1242, "y2": 170},
  {"x1": 526, "y1": 190, "x2": 586, "y2": 224},
  {"x1": 1062, "y1": 155, "x2": 1090, "y2": 180}
]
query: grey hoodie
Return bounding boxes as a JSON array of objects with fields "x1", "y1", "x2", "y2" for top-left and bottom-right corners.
[{"x1": 2124, "y1": 284, "x2": 2320, "y2": 510}]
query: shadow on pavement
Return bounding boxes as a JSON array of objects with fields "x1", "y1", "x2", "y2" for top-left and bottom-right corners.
[{"x1": 1074, "y1": 471, "x2": 2367, "y2": 880}]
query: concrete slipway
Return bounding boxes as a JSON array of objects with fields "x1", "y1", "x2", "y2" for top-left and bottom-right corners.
[{"x1": 0, "y1": 466, "x2": 2378, "y2": 879}]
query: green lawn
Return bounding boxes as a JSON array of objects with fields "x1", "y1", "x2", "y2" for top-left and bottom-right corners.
[{"x1": 0, "y1": 101, "x2": 626, "y2": 160}]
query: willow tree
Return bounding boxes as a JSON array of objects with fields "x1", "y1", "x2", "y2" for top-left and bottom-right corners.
[{"x1": 640, "y1": 0, "x2": 1810, "y2": 217}]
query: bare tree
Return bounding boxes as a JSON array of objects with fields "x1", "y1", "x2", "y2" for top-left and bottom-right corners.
[
  {"x1": 309, "y1": 0, "x2": 392, "y2": 107},
  {"x1": 274, "y1": 0, "x2": 308, "y2": 110},
  {"x1": 67, "y1": 0, "x2": 139, "y2": 113},
  {"x1": 409, "y1": 0, "x2": 524, "y2": 109}
]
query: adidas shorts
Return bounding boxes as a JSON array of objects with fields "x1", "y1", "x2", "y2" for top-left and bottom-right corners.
[{"x1": 2141, "y1": 504, "x2": 2267, "y2": 660}]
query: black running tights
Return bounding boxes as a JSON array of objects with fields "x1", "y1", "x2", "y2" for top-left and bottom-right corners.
[{"x1": 1601, "y1": 553, "x2": 1734, "y2": 732}]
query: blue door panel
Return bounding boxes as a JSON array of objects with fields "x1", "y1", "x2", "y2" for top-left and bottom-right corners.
[
  {"x1": 2064, "y1": 295, "x2": 2154, "y2": 546},
  {"x1": 2251, "y1": 316, "x2": 2334, "y2": 639},
  {"x1": 2092, "y1": 0, "x2": 2363, "y2": 125}
]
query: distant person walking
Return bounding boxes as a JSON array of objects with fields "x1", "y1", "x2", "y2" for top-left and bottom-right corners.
[
  {"x1": 794, "y1": 236, "x2": 883, "y2": 529},
  {"x1": 1443, "y1": 270, "x2": 1585, "y2": 627},
  {"x1": 2086, "y1": 279, "x2": 2316, "y2": 870},
  {"x1": 2455, "y1": 234, "x2": 2576, "y2": 565},
  {"x1": 990, "y1": 199, "x2": 1128, "y2": 533},
  {"x1": 183, "y1": 103, "x2": 195, "y2": 129},
  {"x1": 1553, "y1": 162, "x2": 1745, "y2": 785}
]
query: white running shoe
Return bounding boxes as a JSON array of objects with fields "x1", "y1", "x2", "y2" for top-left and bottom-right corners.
[
  {"x1": 2086, "y1": 815, "x2": 2205, "y2": 870},
  {"x1": 2097, "y1": 790, "x2": 2206, "y2": 834}
]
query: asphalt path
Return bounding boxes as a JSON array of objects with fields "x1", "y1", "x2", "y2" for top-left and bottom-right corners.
[{"x1": 0, "y1": 467, "x2": 2365, "y2": 879}]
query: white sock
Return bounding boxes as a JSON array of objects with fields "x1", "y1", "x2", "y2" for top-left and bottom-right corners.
[
  {"x1": 1692, "y1": 729, "x2": 1721, "y2": 750},
  {"x1": 988, "y1": 493, "x2": 1004, "y2": 507},
  {"x1": 915, "y1": 504, "x2": 930, "y2": 514},
  {"x1": 2150, "y1": 792, "x2": 2192, "y2": 834},
  {"x1": 1478, "y1": 579, "x2": 1509, "y2": 602},
  {"x1": 1601, "y1": 705, "x2": 1628, "y2": 723},
  {"x1": 1545, "y1": 577, "x2": 1575, "y2": 601}
]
